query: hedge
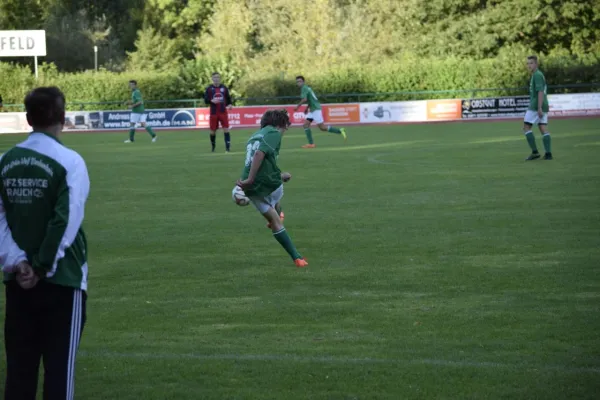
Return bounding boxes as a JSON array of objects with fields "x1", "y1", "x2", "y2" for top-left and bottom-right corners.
[{"x1": 1, "y1": 53, "x2": 598, "y2": 110}]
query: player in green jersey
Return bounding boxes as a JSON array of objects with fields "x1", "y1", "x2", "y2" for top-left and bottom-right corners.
[
  {"x1": 237, "y1": 110, "x2": 308, "y2": 268},
  {"x1": 124, "y1": 80, "x2": 158, "y2": 144},
  {"x1": 294, "y1": 76, "x2": 347, "y2": 148},
  {"x1": 523, "y1": 56, "x2": 552, "y2": 160}
]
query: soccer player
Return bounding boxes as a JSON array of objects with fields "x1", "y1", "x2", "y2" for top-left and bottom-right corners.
[
  {"x1": 1, "y1": 86, "x2": 90, "y2": 400},
  {"x1": 124, "y1": 80, "x2": 158, "y2": 143},
  {"x1": 294, "y1": 76, "x2": 346, "y2": 148},
  {"x1": 204, "y1": 72, "x2": 233, "y2": 152},
  {"x1": 237, "y1": 110, "x2": 308, "y2": 268},
  {"x1": 523, "y1": 55, "x2": 552, "y2": 160}
]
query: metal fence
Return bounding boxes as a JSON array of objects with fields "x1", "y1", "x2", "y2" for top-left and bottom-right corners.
[{"x1": 2, "y1": 83, "x2": 599, "y2": 112}]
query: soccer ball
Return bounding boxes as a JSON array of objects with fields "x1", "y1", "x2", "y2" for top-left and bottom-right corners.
[{"x1": 232, "y1": 186, "x2": 250, "y2": 206}]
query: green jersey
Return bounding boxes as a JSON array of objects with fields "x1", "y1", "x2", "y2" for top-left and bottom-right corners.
[
  {"x1": 301, "y1": 85, "x2": 321, "y2": 111},
  {"x1": 241, "y1": 126, "x2": 282, "y2": 197},
  {"x1": 1, "y1": 132, "x2": 90, "y2": 290},
  {"x1": 529, "y1": 69, "x2": 549, "y2": 112},
  {"x1": 131, "y1": 88, "x2": 144, "y2": 113}
]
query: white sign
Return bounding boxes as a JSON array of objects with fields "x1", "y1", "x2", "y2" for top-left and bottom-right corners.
[
  {"x1": 360, "y1": 101, "x2": 427, "y2": 123},
  {"x1": 0, "y1": 30, "x2": 46, "y2": 57},
  {"x1": 548, "y1": 93, "x2": 600, "y2": 116}
]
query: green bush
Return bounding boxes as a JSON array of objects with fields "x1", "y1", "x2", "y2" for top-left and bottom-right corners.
[{"x1": 1, "y1": 51, "x2": 598, "y2": 111}]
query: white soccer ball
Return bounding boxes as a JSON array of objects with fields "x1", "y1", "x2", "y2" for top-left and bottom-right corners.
[{"x1": 232, "y1": 185, "x2": 250, "y2": 206}]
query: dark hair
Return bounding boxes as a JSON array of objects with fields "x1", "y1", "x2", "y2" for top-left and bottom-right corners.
[
  {"x1": 260, "y1": 109, "x2": 291, "y2": 129},
  {"x1": 527, "y1": 55, "x2": 538, "y2": 62},
  {"x1": 24, "y1": 87, "x2": 66, "y2": 128},
  {"x1": 129, "y1": 80, "x2": 137, "y2": 85},
  {"x1": 212, "y1": 72, "x2": 220, "y2": 77},
  {"x1": 296, "y1": 75, "x2": 305, "y2": 82}
]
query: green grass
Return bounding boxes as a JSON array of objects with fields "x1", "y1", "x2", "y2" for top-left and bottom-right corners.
[{"x1": 1, "y1": 119, "x2": 600, "y2": 399}]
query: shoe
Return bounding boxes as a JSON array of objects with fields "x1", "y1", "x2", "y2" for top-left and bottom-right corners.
[
  {"x1": 124, "y1": 139, "x2": 133, "y2": 143},
  {"x1": 266, "y1": 212, "x2": 285, "y2": 229},
  {"x1": 525, "y1": 153, "x2": 540, "y2": 161},
  {"x1": 302, "y1": 144, "x2": 316, "y2": 148},
  {"x1": 340, "y1": 128, "x2": 347, "y2": 142},
  {"x1": 294, "y1": 258, "x2": 308, "y2": 268},
  {"x1": 543, "y1": 152, "x2": 553, "y2": 160},
  {"x1": 152, "y1": 136, "x2": 158, "y2": 143}
]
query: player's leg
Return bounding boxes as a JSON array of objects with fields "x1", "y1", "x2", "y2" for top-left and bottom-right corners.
[
  {"x1": 266, "y1": 202, "x2": 285, "y2": 229},
  {"x1": 40, "y1": 284, "x2": 86, "y2": 400},
  {"x1": 302, "y1": 116, "x2": 315, "y2": 148},
  {"x1": 140, "y1": 115, "x2": 157, "y2": 142},
  {"x1": 4, "y1": 282, "x2": 42, "y2": 400},
  {"x1": 523, "y1": 111, "x2": 540, "y2": 160},
  {"x1": 221, "y1": 113, "x2": 231, "y2": 152},
  {"x1": 314, "y1": 111, "x2": 347, "y2": 141},
  {"x1": 126, "y1": 113, "x2": 139, "y2": 143},
  {"x1": 538, "y1": 114, "x2": 552, "y2": 160},
  {"x1": 209, "y1": 115, "x2": 218, "y2": 152},
  {"x1": 250, "y1": 186, "x2": 307, "y2": 267}
]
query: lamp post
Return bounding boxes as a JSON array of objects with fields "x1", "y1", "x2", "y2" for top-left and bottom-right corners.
[{"x1": 94, "y1": 45, "x2": 98, "y2": 71}]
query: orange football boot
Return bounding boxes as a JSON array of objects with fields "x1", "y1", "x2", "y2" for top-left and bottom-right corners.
[
  {"x1": 301, "y1": 144, "x2": 316, "y2": 148},
  {"x1": 294, "y1": 258, "x2": 309, "y2": 268}
]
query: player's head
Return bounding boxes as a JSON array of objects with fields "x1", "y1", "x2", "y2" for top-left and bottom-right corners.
[
  {"x1": 24, "y1": 86, "x2": 66, "y2": 134},
  {"x1": 261, "y1": 109, "x2": 291, "y2": 133},
  {"x1": 212, "y1": 72, "x2": 221, "y2": 86},
  {"x1": 526, "y1": 56, "x2": 538, "y2": 72},
  {"x1": 296, "y1": 76, "x2": 305, "y2": 88},
  {"x1": 129, "y1": 80, "x2": 137, "y2": 90}
]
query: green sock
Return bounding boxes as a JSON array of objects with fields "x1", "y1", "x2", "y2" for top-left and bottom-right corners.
[
  {"x1": 273, "y1": 228, "x2": 301, "y2": 260},
  {"x1": 129, "y1": 128, "x2": 135, "y2": 141},
  {"x1": 525, "y1": 131, "x2": 538, "y2": 152},
  {"x1": 542, "y1": 133, "x2": 551, "y2": 153},
  {"x1": 327, "y1": 126, "x2": 342, "y2": 134},
  {"x1": 304, "y1": 128, "x2": 314, "y2": 144},
  {"x1": 145, "y1": 126, "x2": 156, "y2": 138}
]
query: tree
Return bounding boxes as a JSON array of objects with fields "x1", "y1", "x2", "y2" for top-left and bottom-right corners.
[{"x1": 126, "y1": 28, "x2": 181, "y2": 72}]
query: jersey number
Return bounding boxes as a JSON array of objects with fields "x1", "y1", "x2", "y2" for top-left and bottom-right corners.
[{"x1": 245, "y1": 141, "x2": 260, "y2": 167}]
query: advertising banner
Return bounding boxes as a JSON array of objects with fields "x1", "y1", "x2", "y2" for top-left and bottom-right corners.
[
  {"x1": 426, "y1": 99, "x2": 462, "y2": 121},
  {"x1": 461, "y1": 96, "x2": 529, "y2": 119},
  {"x1": 324, "y1": 104, "x2": 361, "y2": 124},
  {"x1": 102, "y1": 109, "x2": 197, "y2": 129},
  {"x1": 548, "y1": 93, "x2": 600, "y2": 116},
  {"x1": 359, "y1": 101, "x2": 427, "y2": 123},
  {"x1": 0, "y1": 112, "x2": 28, "y2": 134}
]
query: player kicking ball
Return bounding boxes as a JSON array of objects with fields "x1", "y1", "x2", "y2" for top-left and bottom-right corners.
[
  {"x1": 523, "y1": 55, "x2": 552, "y2": 160},
  {"x1": 294, "y1": 75, "x2": 346, "y2": 148},
  {"x1": 237, "y1": 109, "x2": 308, "y2": 268}
]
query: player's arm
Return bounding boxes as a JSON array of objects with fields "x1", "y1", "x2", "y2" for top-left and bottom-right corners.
[
  {"x1": 295, "y1": 97, "x2": 308, "y2": 112},
  {"x1": 237, "y1": 151, "x2": 265, "y2": 190},
  {"x1": 129, "y1": 92, "x2": 142, "y2": 109},
  {"x1": 204, "y1": 87, "x2": 211, "y2": 105},
  {"x1": 0, "y1": 197, "x2": 28, "y2": 273},
  {"x1": 225, "y1": 86, "x2": 233, "y2": 110},
  {"x1": 535, "y1": 75, "x2": 545, "y2": 116}
]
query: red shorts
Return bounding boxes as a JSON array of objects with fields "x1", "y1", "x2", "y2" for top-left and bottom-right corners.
[{"x1": 210, "y1": 113, "x2": 229, "y2": 131}]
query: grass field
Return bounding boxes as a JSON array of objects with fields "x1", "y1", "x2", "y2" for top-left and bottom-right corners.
[{"x1": 1, "y1": 119, "x2": 599, "y2": 399}]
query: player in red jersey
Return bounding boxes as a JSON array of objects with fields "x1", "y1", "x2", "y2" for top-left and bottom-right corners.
[{"x1": 204, "y1": 72, "x2": 233, "y2": 152}]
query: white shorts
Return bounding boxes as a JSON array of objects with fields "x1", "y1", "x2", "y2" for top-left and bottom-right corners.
[
  {"x1": 130, "y1": 113, "x2": 147, "y2": 124},
  {"x1": 306, "y1": 109, "x2": 324, "y2": 124},
  {"x1": 524, "y1": 110, "x2": 548, "y2": 125},
  {"x1": 249, "y1": 184, "x2": 284, "y2": 214}
]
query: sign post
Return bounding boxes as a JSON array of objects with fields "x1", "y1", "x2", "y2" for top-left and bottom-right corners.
[{"x1": 0, "y1": 30, "x2": 47, "y2": 79}]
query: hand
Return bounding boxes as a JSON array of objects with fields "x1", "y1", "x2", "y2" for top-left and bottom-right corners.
[
  {"x1": 281, "y1": 172, "x2": 291, "y2": 182},
  {"x1": 538, "y1": 109, "x2": 543, "y2": 118},
  {"x1": 304, "y1": 108, "x2": 309, "y2": 115},
  {"x1": 236, "y1": 179, "x2": 253, "y2": 191},
  {"x1": 294, "y1": 106, "x2": 299, "y2": 112},
  {"x1": 15, "y1": 262, "x2": 40, "y2": 290},
  {"x1": 227, "y1": 104, "x2": 233, "y2": 110}
]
